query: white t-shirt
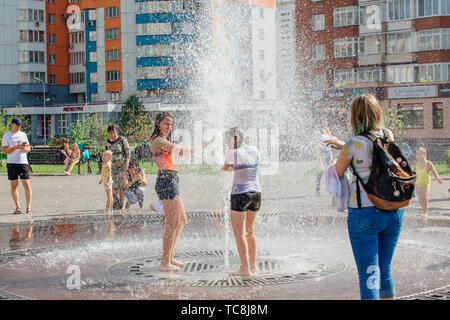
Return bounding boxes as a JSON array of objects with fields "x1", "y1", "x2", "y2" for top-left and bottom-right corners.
[
  {"x1": 226, "y1": 144, "x2": 261, "y2": 195},
  {"x1": 2, "y1": 131, "x2": 29, "y2": 164}
]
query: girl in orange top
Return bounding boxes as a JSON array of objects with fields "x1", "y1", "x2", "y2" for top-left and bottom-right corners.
[{"x1": 150, "y1": 112, "x2": 214, "y2": 272}]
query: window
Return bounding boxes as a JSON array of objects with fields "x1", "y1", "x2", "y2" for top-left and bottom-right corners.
[
  {"x1": 387, "y1": 32, "x2": 413, "y2": 53},
  {"x1": 137, "y1": 66, "x2": 169, "y2": 79},
  {"x1": 50, "y1": 74, "x2": 56, "y2": 84},
  {"x1": 70, "y1": 52, "x2": 85, "y2": 65},
  {"x1": 22, "y1": 51, "x2": 45, "y2": 64},
  {"x1": 311, "y1": 15, "x2": 325, "y2": 31},
  {"x1": 106, "y1": 49, "x2": 120, "y2": 61},
  {"x1": 432, "y1": 102, "x2": 444, "y2": 129},
  {"x1": 90, "y1": 72, "x2": 97, "y2": 83},
  {"x1": 359, "y1": 35, "x2": 383, "y2": 55},
  {"x1": 48, "y1": 13, "x2": 55, "y2": 24},
  {"x1": 105, "y1": 7, "x2": 119, "y2": 18},
  {"x1": 312, "y1": 44, "x2": 326, "y2": 61},
  {"x1": 69, "y1": 32, "x2": 84, "y2": 44},
  {"x1": 89, "y1": 31, "x2": 96, "y2": 42},
  {"x1": 334, "y1": 37, "x2": 359, "y2": 58},
  {"x1": 89, "y1": 51, "x2": 97, "y2": 63},
  {"x1": 49, "y1": 54, "x2": 56, "y2": 65},
  {"x1": 386, "y1": 0, "x2": 413, "y2": 20},
  {"x1": 70, "y1": 72, "x2": 85, "y2": 84},
  {"x1": 110, "y1": 92, "x2": 121, "y2": 101},
  {"x1": 414, "y1": 63, "x2": 443, "y2": 82},
  {"x1": 138, "y1": 23, "x2": 172, "y2": 35},
  {"x1": 418, "y1": 29, "x2": 450, "y2": 51},
  {"x1": 359, "y1": 4, "x2": 382, "y2": 26},
  {"x1": 49, "y1": 34, "x2": 56, "y2": 44},
  {"x1": 398, "y1": 104, "x2": 424, "y2": 129},
  {"x1": 334, "y1": 69, "x2": 355, "y2": 87},
  {"x1": 72, "y1": 113, "x2": 86, "y2": 123},
  {"x1": 137, "y1": 1, "x2": 175, "y2": 14},
  {"x1": 48, "y1": 0, "x2": 55, "y2": 4},
  {"x1": 106, "y1": 71, "x2": 120, "y2": 82},
  {"x1": 105, "y1": 28, "x2": 119, "y2": 40},
  {"x1": 334, "y1": 6, "x2": 358, "y2": 27},
  {"x1": 356, "y1": 69, "x2": 384, "y2": 83},
  {"x1": 90, "y1": 93, "x2": 98, "y2": 102},
  {"x1": 56, "y1": 114, "x2": 68, "y2": 136},
  {"x1": 88, "y1": 9, "x2": 96, "y2": 21},
  {"x1": 258, "y1": 49, "x2": 265, "y2": 61},
  {"x1": 417, "y1": 0, "x2": 448, "y2": 17},
  {"x1": 386, "y1": 65, "x2": 414, "y2": 83}
]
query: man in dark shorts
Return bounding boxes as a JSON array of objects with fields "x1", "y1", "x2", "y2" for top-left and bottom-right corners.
[{"x1": 1, "y1": 118, "x2": 32, "y2": 214}]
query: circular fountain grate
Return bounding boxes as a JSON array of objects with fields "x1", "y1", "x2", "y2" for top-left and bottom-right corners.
[{"x1": 108, "y1": 250, "x2": 347, "y2": 287}]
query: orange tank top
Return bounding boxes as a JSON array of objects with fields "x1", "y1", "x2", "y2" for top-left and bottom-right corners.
[{"x1": 150, "y1": 137, "x2": 177, "y2": 171}]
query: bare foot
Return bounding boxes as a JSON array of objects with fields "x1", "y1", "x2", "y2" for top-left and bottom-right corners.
[
  {"x1": 420, "y1": 212, "x2": 429, "y2": 220},
  {"x1": 150, "y1": 204, "x2": 156, "y2": 212},
  {"x1": 159, "y1": 263, "x2": 183, "y2": 272},
  {"x1": 229, "y1": 268, "x2": 251, "y2": 276},
  {"x1": 250, "y1": 265, "x2": 258, "y2": 273},
  {"x1": 171, "y1": 259, "x2": 186, "y2": 267}
]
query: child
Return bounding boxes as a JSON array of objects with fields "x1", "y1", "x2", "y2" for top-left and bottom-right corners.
[
  {"x1": 415, "y1": 147, "x2": 443, "y2": 219},
  {"x1": 64, "y1": 143, "x2": 81, "y2": 176},
  {"x1": 99, "y1": 150, "x2": 114, "y2": 212}
]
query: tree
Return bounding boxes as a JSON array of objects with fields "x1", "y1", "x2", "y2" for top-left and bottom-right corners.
[
  {"x1": 68, "y1": 113, "x2": 109, "y2": 158},
  {"x1": 383, "y1": 106, "x2": 404, "y2": 139},
  {"x1": 119, "y1": 94, "x2": 152, "y2": 145}
]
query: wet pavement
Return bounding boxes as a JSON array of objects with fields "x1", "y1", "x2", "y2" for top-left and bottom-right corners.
[{"x1": 0, "y1": 162, "x2": 448, "y2": 300}]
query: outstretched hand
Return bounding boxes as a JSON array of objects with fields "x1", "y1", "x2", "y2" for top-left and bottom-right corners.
[
  {"x1": 203, "y1": 136, "x2": 216, "y2": 148},
  {"x1": 324, "y1": 138, "x2": 345, "y2": 150}
]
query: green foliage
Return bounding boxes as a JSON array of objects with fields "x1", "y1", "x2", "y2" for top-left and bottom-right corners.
[
  {"x1": 119, "y1": 94, "x2": 152, "y2": 145},
  {"x1": 444, "y1": 149, "x2": 450, "y2": 169},
  {"x1": 68, "y1": 113, "x2": 109, "y2": 157},
  {"x1": 383, "y1": 107, "x2": 404, "y2": 139}
]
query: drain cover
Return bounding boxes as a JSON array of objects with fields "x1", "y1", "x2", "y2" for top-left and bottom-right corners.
[{"x1": 108, "y1": 250, "x2": 347, "y2": 287}]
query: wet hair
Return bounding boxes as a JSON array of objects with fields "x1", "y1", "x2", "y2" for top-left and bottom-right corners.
[
  {"x1": 350, "y1": 94, "x2": 383, "y2": 136},
  {"x1": 225, "y1": 127, "x2": 244, "y2": 149},
  {"x1": 151, "y1": 112, "x2": 174, "y2": 142},
  {"x1": 107, "y1": 124, "x2": 118, "y2": 133}
]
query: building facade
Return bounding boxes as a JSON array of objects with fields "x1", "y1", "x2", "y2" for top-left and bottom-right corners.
[
  {"x1": 1, "y1": 0, "x2": 279, "y2": 144},
  {"x1": 296, "y1": 0, "x2": 450, "y2": 161}
]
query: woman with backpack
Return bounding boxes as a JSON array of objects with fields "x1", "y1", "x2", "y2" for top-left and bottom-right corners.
[{"x1": 324, "y1": 94, "x2": 412, "y2": 300}]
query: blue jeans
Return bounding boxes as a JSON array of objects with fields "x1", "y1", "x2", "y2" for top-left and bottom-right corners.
[
  {"x1": 124, "y1": 187, "x2": 145, "y2": 207},
  {"x1": 347, "y1": 206, "x2": 404, "y2": 300}
]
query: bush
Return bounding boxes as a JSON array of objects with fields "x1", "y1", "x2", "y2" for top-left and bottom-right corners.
[{"x1": 444, "y1": 148, "x2": 450, "y2": 169}]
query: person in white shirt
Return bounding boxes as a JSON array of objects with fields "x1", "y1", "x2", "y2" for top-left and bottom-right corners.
[{"x1": 1, "y1": 118, "x2": 32, "y2": 214}]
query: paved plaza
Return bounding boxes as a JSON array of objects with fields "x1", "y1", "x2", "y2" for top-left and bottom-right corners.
[{"x1": 0, "y1": 162, "x2": 448, "y2": 300}]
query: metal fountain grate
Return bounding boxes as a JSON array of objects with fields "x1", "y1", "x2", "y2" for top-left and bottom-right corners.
[
  {"x1": 107, "y1": 250, "x2": 346, "y2": 287},
  {"x1": 400, "y1": 286, "x2": 450, "y2": 300}
]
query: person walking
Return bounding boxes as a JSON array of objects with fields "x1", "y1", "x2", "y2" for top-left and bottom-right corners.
[
  {"x1": 105, "y1": 124, "x2": 130, "y2": 209},
  {"x1": 325, "y1": 94, "x2": 405, "y2": 300},
  {"x1": 414, "y1": 147, "x2": 443, "y2": 220},
  {"x1": 1, "y1": 118, "x2": 32, "y2": 214},
  {"x1": 221, "y1": 127, "x2": 261, "y2": 276}
]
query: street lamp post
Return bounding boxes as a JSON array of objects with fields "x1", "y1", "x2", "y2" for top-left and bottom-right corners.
[{"x1": 34, "y1": 77, "x2": 46, "y2": 145}]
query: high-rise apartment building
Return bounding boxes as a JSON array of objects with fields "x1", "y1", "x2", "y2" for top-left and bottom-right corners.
[
  {"x1": 296, "y1": 0, "x2": 449, "y2": 160},
  {"x1": 1, "y1": 0, "x2": 278, "y2": 143}
]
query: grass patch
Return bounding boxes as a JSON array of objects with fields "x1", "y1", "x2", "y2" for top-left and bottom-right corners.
[
  {"x1": 0, "y1": 161, "x2": 220, "y2": 175},
  {"x1": 435, "y1": 163, "x2": 450, "y2": 177}
]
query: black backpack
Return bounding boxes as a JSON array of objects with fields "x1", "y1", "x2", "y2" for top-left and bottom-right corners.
[{"x1": 350, "y1": 129, "x2": 416, "y2": 211}]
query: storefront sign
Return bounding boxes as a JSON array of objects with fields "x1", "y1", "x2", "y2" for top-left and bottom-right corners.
[
  {"x1": 438, "y1": 83, "x2": 450, "y2": 98},
  {"x1": 388, "y1": 85, "x2": 437, "y2": 99},
  {"x1": 350, "y1": 88, "x2": 369, "y2": 98},
  {"x1": 63, "y1": 106, "x2": 84, "y2": 112}
]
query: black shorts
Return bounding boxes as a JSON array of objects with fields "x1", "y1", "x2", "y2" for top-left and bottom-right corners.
[
  {"x1": 7, "y1": 163, "x2": 30, "y2": 180},
  {"x1": 155, "y1": 170, "x2": 180, "y2": 200},
  {"x1": 230, "y1": 192, "x2": 261, "y2": 212}
]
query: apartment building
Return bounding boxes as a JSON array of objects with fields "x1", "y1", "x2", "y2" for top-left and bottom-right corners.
[{"x1": 296, "y1": 0, "x2": 449, "y2": 160}]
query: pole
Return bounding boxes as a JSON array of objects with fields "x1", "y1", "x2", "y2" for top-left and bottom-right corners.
[{"x1": 35, "y1": 77, "x2": 46, "y2": 145}]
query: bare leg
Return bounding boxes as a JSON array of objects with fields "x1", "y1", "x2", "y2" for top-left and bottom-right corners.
[
  {"x1": 169, "y1": 197, "x2": 186, "y2": 267},
  {"x1": 10, "y1": 180, "x2": 20, "y2": 210},
  {"x1": 106, "y1": 188, "x2": 113, "y2": 211},
  {"x1": 245, "y1": 210, "x2": 259, "y2": 273},
  {"x1": 230, "y1": 210, "x2": 251, "y2": 276},
  {"x1": 416, "y1": 186, "x2": 429, "y2": 218},
  {"x1": 159, "y1": 199, "x2": 183, "y2": 272},
  {"x1": 21, "y1": 179, "x2": 32, "y2": 212}
]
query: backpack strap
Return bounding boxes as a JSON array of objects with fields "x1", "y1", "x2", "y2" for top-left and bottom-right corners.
[{"x1": 350, "y1": 160, "x2": 363, "y2": 209}]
